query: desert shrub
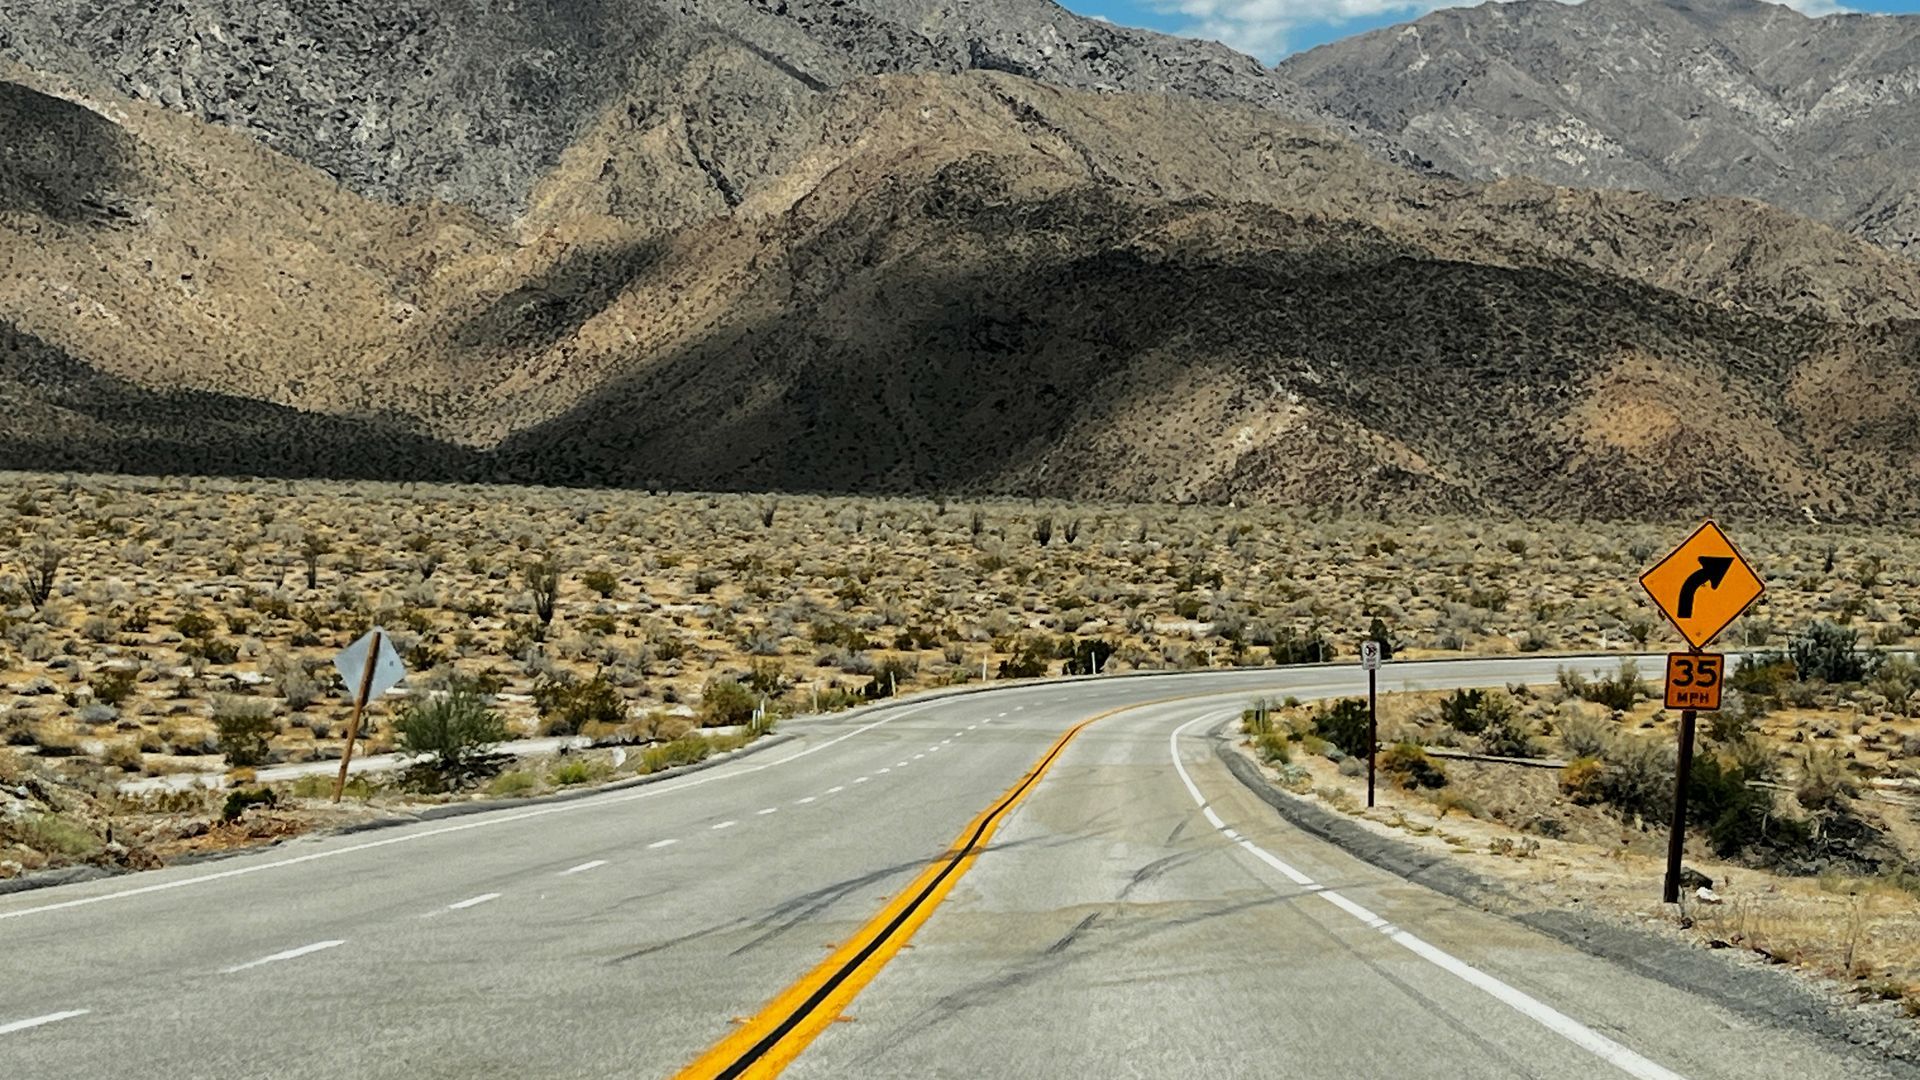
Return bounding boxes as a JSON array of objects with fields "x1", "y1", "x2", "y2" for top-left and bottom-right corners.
[
  {"x1": 1254, "y1": 731, "x2": 1291, "y2": 764},
  {"x1": 6, "y1": 813, "x2": 99, "y2": 858},
  {"x1": 89, "y1": 668, "x2": 137, "y2": 706},
  {"x1": 173, "y1": 609, "x2": 217, "y2": 639},
  {"x1": 548, "y1": 758, "x2": 609, "y2": 787},
  {"x1": 523, "y1": 557, "x2": 561, "y2": 626},
  {"x1": 100, "y1": 739, "x2": 143, "y2": 771},
  {"x1": 1059, "y1": 638, "x2": 1116, "y2": 676},
  {"x1": 1557, "y1": 713, "x2": 1614, "y2": 759},
  {"x1": 1729, "y1": 653, "x2": 1796, "y2": 697},
  {"x1": 1796, "y1": 746, "x2": 1857, "y2": 812},
  {"x1": 182, "y1": 637, "x2": 241, "y2": 665},
  {"x1": 1478, "y1": 707, "x2": 1539, "y2": 759},
  {"x1": 532, "y1": 672, "x2": 626, "y2": 736},
  {"x1": 1688, "y1": 748, "x2": 1784, "y2": 855},
  {"x1": 580, "y1": 569, "x2": 620, "y2": 599},
  {"x1": 1790, "y1": 620, "x2": 1876, "y2": 685},
  {"x1": 221, "y1": 787, "x2": 278, "y2": 822},
  {"x1": 1597, "y1": 735, "x2": 1674, "y2": 824},
  {"x1": 1560, "y1": 757, "x2": 1607, "y2": 803},
  {"x1": 486, "y1": 770, "x2": 538, "y2": 797},
  {"x1": 998, "y1": 637, "x2": 1052, "y2": 679},
  {"x1": 641, "y1": 733, "x2": 714, "y2": 772},
  {"x1": 1380, "y1": 742, "x2": 1448, "y2": 789},
  {"x1": 1563, "y1": 659, "x2": 1647, "y2": 711},
  {"x1": 702, "y1": 677, "x2": 759, "y2": 725},
  {"x1": 1313, "y1": 698, "x2": 1372, "y2": 757},
  {"x1": 1366, "y1": 617, "x2": 1395, "y2": 660},
  {"x1": 1268, "y1": 627, "x2": 1335, "y2": 665},
  {"x1": 395, "y1": 678, "x2": 507, "y2": 778},
  {"x1": 1437, "y1": 688, "x2": 1508, "y2": 736},
  {"x1": 744, "y1": 659, "x2": 786, "y2": 695},
  {"x1": 213, "y1": 698, "x2": 278, "y2": 767},
  {"x1": 80, "y1": 614, "x2": 118, "y2": 643},
  {"x1": 862, "y1": 657, "x2": 916, "y2": 699}
]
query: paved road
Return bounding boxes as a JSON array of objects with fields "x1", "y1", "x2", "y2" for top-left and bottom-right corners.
[{"x1": 0, "y1": 658, "x2": 1904, "y2": 1079}]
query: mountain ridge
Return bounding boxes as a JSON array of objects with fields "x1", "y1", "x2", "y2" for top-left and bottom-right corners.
[
  {"x1": 1, "y1": 0, "x2": 1918, "y2": 519},
  {"x1": 1281, "y1": 0, "x2": 1920, "y2": 256}
]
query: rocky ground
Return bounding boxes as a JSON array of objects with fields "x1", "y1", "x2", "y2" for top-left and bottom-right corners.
[{"x1": 1235, "y1": 663, "x2": 1920, "y2": 1024}]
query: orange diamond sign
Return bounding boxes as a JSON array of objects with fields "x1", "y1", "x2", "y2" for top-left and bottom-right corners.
[{"x1": 1639, "y1": 520, "x2": 1765, "y2": 650}]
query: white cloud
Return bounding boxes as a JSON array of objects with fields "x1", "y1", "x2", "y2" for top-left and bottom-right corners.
[
  {"x1": 1151, "y1": 0, "x2": 1460, "y2": 58},
  {"x1": 1152, "y1": 0, "x2": 1851, "y2": 62}
]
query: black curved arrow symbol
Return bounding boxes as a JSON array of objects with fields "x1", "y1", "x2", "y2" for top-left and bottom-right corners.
[{"x1": 1677, "y1": 556, "x2": 1734, "y2": 618}]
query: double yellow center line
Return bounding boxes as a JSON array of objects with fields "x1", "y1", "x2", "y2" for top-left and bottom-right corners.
[{"x1": 673, "y1": 705, "x2": 1121, "y2": 1079}]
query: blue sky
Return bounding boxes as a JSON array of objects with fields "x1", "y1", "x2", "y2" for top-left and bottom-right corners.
[{"x1": 1061, "y1": 0, "x2": 1920, "y2": 62}]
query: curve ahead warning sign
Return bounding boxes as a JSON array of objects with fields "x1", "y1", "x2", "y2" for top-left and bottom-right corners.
[{"x1": 1639, "y1": 520, "x2": 1765, "y2": 651}]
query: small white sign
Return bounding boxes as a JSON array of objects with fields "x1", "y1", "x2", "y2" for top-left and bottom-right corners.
[
  {"x1": 1360, "y1": 640, "x2": 1383, "y2": 672},
  {"x1": 333, "y1": 628, "x2": 407, "y2": 703}
]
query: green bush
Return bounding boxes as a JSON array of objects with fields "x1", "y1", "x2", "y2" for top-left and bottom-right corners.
[
  {"x1": 997, "y1": 638, "x2": 1051, "y2": 679},
  {"x1": 1689, "y1": 747, "x2": 1790, "y2": 855},
  {"x1": 641, "y1": 733, "x2": 714, "y2": 773},
  {"x1": 1059, "y1": 638, "x2": 1116, "y2": 676},
  {"x1": 221, "y1": 787, "x2": 278, "y2": 822},
  {"x1": 1313, "y1": 698, "x2": 1372, "y2": 757},
  {"x1": 532, "y1": 672, "x2": 626, "y2": 736},
  {"x1": 580, "y1": 569, "x2": 620, "y2": 599},
  {"x1": 1729, "y1": 653, "x2": 1796, "y2": 697},
  {"x1": 1560, "y1": 757, "x2": 1607, "y2": 803},
  {"x1": 548, "y1": 758, "x2": 609, "y2": 787},
  {"x1": 1438, "y1": 688, "x2": 1505, "y2": 736},
  {"x1": 702, "y1": 677, "x2": 760, "y2": 725},
  {"x1": 1557, "y1": 713, "x2": 1613, "y2": 760},
  {"x1": 1380, "y1": 742, "x2": 1448, "y2": 789},
  {"x1": 395, "y1": 678, "x2": 507, "y2": 777},
  {"x1": 1571, "y1": 659, "x2": 1647, "y2": 710},
  {"x1": 1254, "y1": 731, "x2": 1291, "y2": 764},
  {"x1": 1597, "y1": 735, "x2": 1674, "y2": 824},
  {"x1": 1366, "y1": 617, "x2": 1395, "y2": 660},
  {"x1": 1790, "y1": 621, "x2": 1877, "y2": 685},
  {"x1": 89, "y1": 668, "x2": 137, "y2": 706},
  {"x1": 213, "y1": 699, "x2": 278, "y2": 767},
  {"x1": 486, "y1": 770, "x2": 538, "y2": 797},
  {"x1": 1269, "y1": 628, "x2": 1335, "y2": 665}
]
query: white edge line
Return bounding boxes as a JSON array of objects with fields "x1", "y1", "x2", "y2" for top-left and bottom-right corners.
[
  {"x1": 221, "y1": 940, "x2": 346, "y2": 974},
  {"x1": 0, "y1": 1010, "x2": 90, "y2": 1036},
  {"x1": 1167, "y1": 711, "x2": 1685, "y2": 1080}
]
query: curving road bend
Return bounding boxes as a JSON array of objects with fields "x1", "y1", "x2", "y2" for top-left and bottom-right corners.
[{"x1": 0, "y1": 658, "x2": 1904, "y2": 1079}]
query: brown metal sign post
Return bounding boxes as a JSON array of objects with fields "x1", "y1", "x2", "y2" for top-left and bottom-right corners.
[
  {"x1": 332, "y1": 629, "x2": 382, "y2": 804},
  {"x1": 1663, "y1": 703, "x2": 1699, "y2": 904}
]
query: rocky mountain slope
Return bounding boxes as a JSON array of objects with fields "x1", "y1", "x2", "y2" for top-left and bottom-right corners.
[
  {"x1": 1281, "y1": 0, "x2": 1920, "y2": 256},
  {"x1": 0, "y1": 0, "x2": 1378, "y2": 223},
  {"x1": 1, "y1": 1, "x2": 1918, "y2": 519}
]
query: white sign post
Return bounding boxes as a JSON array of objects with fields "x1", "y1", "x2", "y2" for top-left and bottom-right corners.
[
  {"x1": 330, "y1": 628, "x2": 407, "y2": 803},
  {"x1": 1360, "y1": 640, "x2": 1384, "y2": 806}
]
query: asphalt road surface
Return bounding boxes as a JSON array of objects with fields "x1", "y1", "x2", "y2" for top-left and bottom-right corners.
[{"x1": 1, "y1": 657, "x2": 1907, "y2": 1079}]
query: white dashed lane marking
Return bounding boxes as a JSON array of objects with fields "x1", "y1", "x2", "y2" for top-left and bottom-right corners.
[
  {"x1": 446, "y1": 893, "x2": 500, "y2": 911},
  {"x1": 648, "y1": 838, "x2": 680, "y2": 849},
  {"x1": 712, "y1": 820, "x2": 737, "y2": 831},
  {"x1": 558, "y1": 860, "x2": 607, "y2": 876},
  {"x1": 221, "y1": 940, "x2": 346, "y2": 974},
  {"x1": 0, "y1": 1010, "x2": 90, "y2": 1036},
  {"x1": 797, "y1": 797, "x2": 817, "y2": 805},
  {"x1": 826, "y1": 786, "x2": 845, "y2": 794},
  {"x1": 757, "y1": 807, "x2": 779, "y2": 815}
]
